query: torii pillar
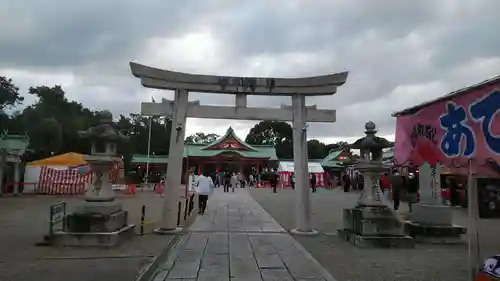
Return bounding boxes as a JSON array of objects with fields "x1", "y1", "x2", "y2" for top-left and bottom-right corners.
[{"x1": 130, "y1": 62, "x2": 348, "y2": 235}]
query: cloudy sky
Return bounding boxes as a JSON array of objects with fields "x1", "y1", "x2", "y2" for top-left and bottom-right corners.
[{"x1": 2, "y1": 0, "x2": 500, "y2": 144}]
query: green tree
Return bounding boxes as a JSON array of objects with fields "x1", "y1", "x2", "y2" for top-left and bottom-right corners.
[
  {"x1": 29, "y1": 117, "x2": 63, "y2": 155},
  {"x1": 8, "y1": 85, "x2": 99, "y2": 160},
  {"x1": 0, "y1": 77, "x2": 23, "y2": 132},
  {"x1": 307, "y1": 139, "x2": 329, "y2": 159},
  {"x1": 186, "y1": 132, "x2": 219, "y2": 144},
  {"x1": 245, "y1": 120, "x2": 293, "y2": 158},
  {"x1": 0, "y1": 76, "x2": 23, "y2": 111},
  {"x1": 124, "y1": 114, "x2": 172, "y2": 155}
]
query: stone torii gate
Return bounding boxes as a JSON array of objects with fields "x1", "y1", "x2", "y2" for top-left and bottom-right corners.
[{"x1": 130, "y1": 62, "x2": 348, "y2": 235}]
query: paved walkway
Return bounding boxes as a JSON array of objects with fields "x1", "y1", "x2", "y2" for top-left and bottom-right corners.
[{"x1": 146, "y1": 188, "x2": 336, "y2": 281}]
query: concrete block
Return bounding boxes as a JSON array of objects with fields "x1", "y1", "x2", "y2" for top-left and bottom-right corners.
[
  {"x1": 354, "y1": 219, "x2": 404, "y2": 236},
  {"x1": 404, "y1": 221, "x2": 466, "y2": 244},
  {"x1": 66, "y1": 210, "x2": 128, "y2": 233},
  {"x1": 412, "y1": 204, "x2": 452, "y2": 226},
  {"x1": 74, "y1": 201, "x2": 122, "y2": 215},
  {"x1": 337, "y1": 229, "x2": 414, "y2": 248},
  {"x1": 50, "y1": 224, "x2": 135, "y2": 247}
]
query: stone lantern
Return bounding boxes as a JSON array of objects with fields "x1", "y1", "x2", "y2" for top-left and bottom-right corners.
[
  {"x1": 50, "y1": 111, "x2": 135, "y2": 247},
  {"x1": 338, "y1": 122, "x2": 414, "y2": 248},
  {"x1": 349, "y1": 121, "x2": 392, "y2": 207},
  {"x1": 78, "y1": 110, "x2": 129, "y2": 202}
]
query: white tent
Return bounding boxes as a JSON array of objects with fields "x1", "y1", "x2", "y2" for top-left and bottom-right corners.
[{"x1": 278, "y1": 161, "x2": 324, "y2": 173}]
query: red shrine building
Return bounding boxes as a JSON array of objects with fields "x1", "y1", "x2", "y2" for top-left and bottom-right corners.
[
  {"x1": 131, "y1": 127, "x2": 354, "y2": 187},
  {"x1": 183, "y1": 127, "x2": 278, "y2": 175},
  {"x1": 132, "y1": 127, "x2": 278, "y2": 179}
]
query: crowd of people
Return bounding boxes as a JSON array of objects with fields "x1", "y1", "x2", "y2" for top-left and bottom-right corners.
[
  {"x1": 337, "y1": 169, "x2": 420, "y2": 211},
  {"x1": 190, "y1": 166, "x2": 471, "y2": 216},
  {"x1": 209, "y1": 168, "x2": 319, "y2": 193}
]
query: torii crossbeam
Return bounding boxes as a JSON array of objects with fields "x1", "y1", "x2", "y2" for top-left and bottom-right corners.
[{"x1": 130, "y1": 62, "x2": 348, "y2": 235}]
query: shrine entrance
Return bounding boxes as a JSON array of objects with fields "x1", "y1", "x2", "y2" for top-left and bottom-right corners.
[
  {"x1": 130, "y1": 62, "x2": 348, "y2": 235},
  {"x1": 183, "y1": 127, "x2": 278, "y2": 178}
]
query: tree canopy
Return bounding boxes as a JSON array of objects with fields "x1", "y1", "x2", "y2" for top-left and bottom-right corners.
[
  {"x1": 1, "y1": 78, "x2": 172, "y2": 169},
  {"x1": 0, "y1": 76, "x2": 23, "y2": 111},
  {"x1": 186, "y1": 132, "x2": 219, "y2": 144},
  {"x1": 245, "y1": 120, "x2": 294, "y2": 158}
]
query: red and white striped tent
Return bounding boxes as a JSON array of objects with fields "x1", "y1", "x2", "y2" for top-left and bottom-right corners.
[
  {"x1": 277, "y1": 161, "x2": 327, "y2": 188},
  {"x1": 24, "y1": 152, "x2": 121, "y2": 195},
  {"x1": 37, "y1": 166, "x2": 92, "y2": 195}
]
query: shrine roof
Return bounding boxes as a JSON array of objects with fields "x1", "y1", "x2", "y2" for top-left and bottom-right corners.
[
  {"x1": 0, "y1": 133, "x2": 30, "y2": 154},
  {"x1": 201, "y1": 127, "x2": 257, "y2": 151},
  {"x1": 131, "y1": 128, "x2": 277, "y2": 163},
  {"x1": 321, "y1": 148, "x2": 353, "y2": 168},
  {"x1": 130, "y1": 144, "x2": 277, "y2": 164},
  {"x1": 185, "y1": 144, "x2": 277, "y2": 159},
  {"x1": 187, "y1": 126, "x2": 277, "y2": 159},
  {"x1": 131, "y1": 155, "x2": 169, "y2": 164}
]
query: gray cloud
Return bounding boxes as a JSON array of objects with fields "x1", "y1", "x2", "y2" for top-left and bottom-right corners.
[
  {"x1": 2, "y1": 0, "x2": 500, "y2": 143},
  {"x1": 0, "y1": 0, "x2": 204, "y2": 68}
]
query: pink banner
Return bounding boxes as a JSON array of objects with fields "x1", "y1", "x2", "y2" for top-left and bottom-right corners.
[{"x1": 394, "y1": 81, "x2": 500, "y2": 175}]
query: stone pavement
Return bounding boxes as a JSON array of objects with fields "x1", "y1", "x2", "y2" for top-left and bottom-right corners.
[{"x1": 147, "y1": 188, "x2": 335, "y2": 281}]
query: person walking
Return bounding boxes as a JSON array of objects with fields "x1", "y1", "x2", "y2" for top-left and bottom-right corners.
[
  {"x1": 194, "y1": 170, "x2": 214, "y2": 215},
  {"x1": 248, "y1": 173, "x2": 254, "y2": 188},
  {"x1": 351, "y1": 173, "x2": 358, "y2": 191},
  {"x1": 223, "y1": 170, "x2": 231, "y2": 192},
  {"x1": 290, "y1": 172, "x2": 295, "y2": 189},
  {"x1": 380, "y1": 172, "x2": 391, "y2": 202},
  {"x1": 310, "y1": 173, "x2": 317, "y2": 193},
  {"x1": 390, "y1": 169, "x2": 405, "y2": 211},
  {"x1": 238, "y1": 172, "x2": 245, "y2": 188},
  {"x1": 357, "y1": 173, "x2": 364, "y2": 190},
  {"x1": 342, "y1": 172, "x2": 351, "y2": 192},
  {"x1": 230, "y1": 172, "x2": 238, "y2": 192},
  {"x1": 406, "y1": 172, "x2": 419, "y2": 212},
  {"x1": 268, "y1": 169, "x2": 279, "y2": 193}
]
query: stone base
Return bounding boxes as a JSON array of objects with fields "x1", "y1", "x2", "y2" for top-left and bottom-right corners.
[
  {"x1": 66, "y1": 210, "x2": 128, "y2": 233},
  {"x1": 50, "y1": 224, "x2": 135, "y2": 247},
  {"x1": 290, "y1": 228, "x2": 319, "y2": 236},
  {"x1": 343, "y1": 208, "x2": 404, "y2": 236},
  {"x1": 338, "y1": 229, "x2": 414, "y2": 248},
  {"x1": 74, "y1": 201, "x2": 123, "y2": 215},
  {"x1": 405, "y1": 221, "x2": 466, "y2": 244},
  {"x1": 412, "y1": 204, "x2": 452, "y2": 226},
  {"x1": 153, "y1": 227, "x2": 183, "y2": 235}
]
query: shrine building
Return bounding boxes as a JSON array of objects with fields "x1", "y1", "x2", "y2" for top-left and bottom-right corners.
[{"x1": 131, "y1": 127, "x2": 278, "y2": 180}]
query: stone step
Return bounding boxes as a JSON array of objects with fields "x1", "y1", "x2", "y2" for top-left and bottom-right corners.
[
  {"x1": 349, "y1": 219, "x2": 405, "y2": 236},
  {"x1": 338, "y1": 229, "x2": 415, "y2": 248},
  {"x1": 50, "y1": 224, "x2": 136, "y2": 247},
  {"x1": 404, "y1": 221, "x2": 466, "y2": 244}
]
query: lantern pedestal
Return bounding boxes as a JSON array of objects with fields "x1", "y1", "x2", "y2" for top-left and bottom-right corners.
[
  {"x1": 51, "y1": 212, "x2": 135, "y2": 247},
  {"x1": 404, "y1": 163, "x2": 466, "y2": 244},
  {"x1": 47, "y1": 111, "x2": 135, "y2": 247},
  {"x1": 412, "y1": 204, "x2": 452, "y2": 225},
  {"x1": 404, "y1": 204, "x2": 466, "y2": 244},
  {"x1": 338, "y1": 122, "x2": 414, "y2": 248},
  {"x1": 338, "y1": 205, "x2": 415, "y2": 248}
]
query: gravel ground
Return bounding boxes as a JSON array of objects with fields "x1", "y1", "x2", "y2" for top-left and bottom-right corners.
[
  {"x1": 248, "y1": 187, "x2": 500, "y2": 281},
  {"x1": 0, "y1": 191, "x2": 175, "y2": 281}
]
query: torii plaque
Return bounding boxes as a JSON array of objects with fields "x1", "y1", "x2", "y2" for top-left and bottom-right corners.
[{"x1": 130, "y1": 62, "x2": 348, "y2": 235}]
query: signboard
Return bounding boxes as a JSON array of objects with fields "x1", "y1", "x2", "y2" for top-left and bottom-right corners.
[
  {"x1": 49, "y1": 202, "x2": 66, "y2": 235},
  {"x1": 394, "y1": 83, "x2": 500, "y2": 175}
]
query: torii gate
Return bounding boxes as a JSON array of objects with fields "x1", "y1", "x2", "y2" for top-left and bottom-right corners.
[{"x1": 130, "y1": 62, "x2": 348, "y2": 235}]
